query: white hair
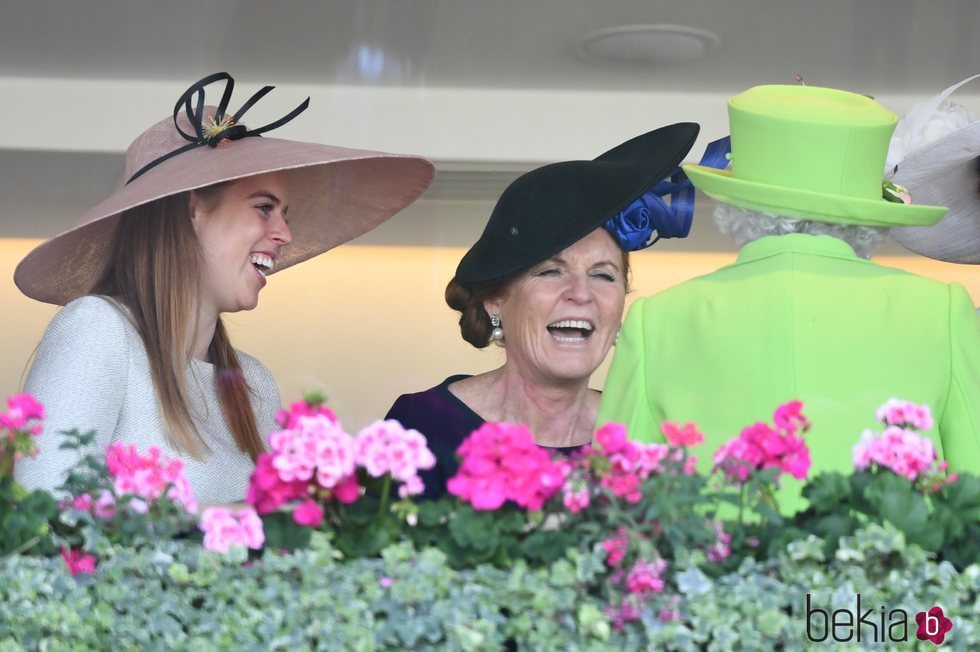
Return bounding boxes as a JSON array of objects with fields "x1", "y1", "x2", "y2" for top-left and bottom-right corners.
[{"x1": 713, "y1": 203, "x2": 886, "y2": 259}]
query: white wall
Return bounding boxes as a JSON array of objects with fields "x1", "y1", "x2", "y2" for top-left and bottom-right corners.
[
  {"x1": 2, "y1": 77, "x2": 977, "y2": 430},
  {"x1": 4, "y1": 76, "x2": 978, "y2": 161},
  {"x1": 2, "y1": 237, "x2": 976, "y2": 432}
]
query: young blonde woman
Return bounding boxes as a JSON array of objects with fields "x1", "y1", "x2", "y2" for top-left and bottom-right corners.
[{"x1": 13, "y1": 72, "x2": 434, "y2": 504}]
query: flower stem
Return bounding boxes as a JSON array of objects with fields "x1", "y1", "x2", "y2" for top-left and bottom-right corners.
[
  {"x1": 377, "y1": 474, "x2": 392, "y2": 520},
  {"x1": 0, "y1": 536, "x2": 40, "y2": 559},
  {"x1": 0, "y1": 448, "x2": 13, "y2": 477},
  {"x1": 738, "y1": 483, "x2": 746, "y2": 526}
]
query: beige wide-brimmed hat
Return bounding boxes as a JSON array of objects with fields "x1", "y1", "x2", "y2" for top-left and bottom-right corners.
[
  {"x1": 886, "y1": 74, "x2": 980, "y2": 264},
  {"x1": 15, "y1": 72, "x2": 436, "y2": 305}
]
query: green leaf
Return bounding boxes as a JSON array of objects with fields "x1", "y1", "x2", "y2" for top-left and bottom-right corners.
[
  {"x1": 940, "y1": 473, "x2": 980, "y2": 514},
  {"x1": 865, "y1": 474, "x2": 942, "y2": 550},
  {"x1": 491, "y1": 509, "x2": 526, "y2": 535},
  {"x1": 802, "y1": 472, "x2": 851, "y2": 512},
  {"x1": 334, "y1": 523, "x2": 392, "y2": 558},
  {"x1": 519, "y1": 530, "x2": 574, "y2": 564},
  {"x1": 448, "y1": 507, "x2": 499, "y2": 553},
  {"x1": 301, "y1": 390, "x2": 328, "y2": 406},
  {"x1": 261, "y1": 512, "x2": 312, "y2": 551},
  {"x1": 336, "y1": 495, "x2": 382, "y2": 526},
  {"x1": 416, "y1": 499, "x2": 453, "y2": 527}
]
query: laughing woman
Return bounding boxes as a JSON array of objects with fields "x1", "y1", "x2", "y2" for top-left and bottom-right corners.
[
  {"x1": 385, "y1": 123, "x2": 701, "y2": 499},
  {"x1": 13, "y1": 73, "x2": 434, "y2": 504}
]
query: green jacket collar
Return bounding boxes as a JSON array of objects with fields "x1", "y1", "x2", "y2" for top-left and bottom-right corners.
[{"x1": 736, "y1": 233, "x2": 860, "y2": 264}]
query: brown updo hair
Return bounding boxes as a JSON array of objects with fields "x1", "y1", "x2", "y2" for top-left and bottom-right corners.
[
  {"x1": 446, "y1": 275, "x2": 513, "y2": 349},
  {"x1": 446, "y1": 244, "x2": 632, "y2": 349}
]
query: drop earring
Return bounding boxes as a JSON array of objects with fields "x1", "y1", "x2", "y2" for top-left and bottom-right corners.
[{"x1": 490, "y1": 314, "x2": 504, "y2": 342}]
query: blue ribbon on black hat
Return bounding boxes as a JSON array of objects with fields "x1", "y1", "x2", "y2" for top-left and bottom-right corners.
[
  {"x1": 126, "y1": 72, "x2": 310, "y2": 184},
  {"x1": 604, "y1": 136, "x2": 732, "y2": 251}
]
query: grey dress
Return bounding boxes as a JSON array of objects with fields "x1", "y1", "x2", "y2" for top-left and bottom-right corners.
[{"x1": 14, "y1": 295, "x2": 280, "y2": 505}]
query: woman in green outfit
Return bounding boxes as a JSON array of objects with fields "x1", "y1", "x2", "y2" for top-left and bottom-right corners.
[{"x1": 598, "y1": 84, "x2": 980, "y2": 513}]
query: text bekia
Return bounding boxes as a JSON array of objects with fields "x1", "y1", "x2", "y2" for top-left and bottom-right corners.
[{"x1": 805, "y1": 593, "x2": 908, "y2": 644}]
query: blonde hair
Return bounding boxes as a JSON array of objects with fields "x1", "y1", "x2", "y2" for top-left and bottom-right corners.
[{"x1": 91, "y1": 186, "x2": 265, "y2": 459}]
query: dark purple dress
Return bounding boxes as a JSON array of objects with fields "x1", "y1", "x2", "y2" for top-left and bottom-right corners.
[{"x1": 384, "y1": 375, "x2": 584, "y2": 500}]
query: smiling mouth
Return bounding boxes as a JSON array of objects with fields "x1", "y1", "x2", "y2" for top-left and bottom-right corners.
[
  {"x1": 547, "y1": 319, "x2": 595, "y2": 343},
  {"x1": 249, "y1": 253, "x2": 275, "y2": 277}
]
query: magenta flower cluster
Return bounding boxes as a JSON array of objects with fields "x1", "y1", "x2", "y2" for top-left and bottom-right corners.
[
  {"x1": 556, "y1": 421, "x2": 703, "y2": 515},
  {"x1": 874, "y1": 398, "x2": 934, "y2": 431},
  {"x1": 105, "y1": 444, "x2": 198, "y2": 514},
  {"x1": 356, "y1": 419, "x2": 436, "y2": 498},
  {"x1": 446, "y1": 422, "x2": 568, "y2": 511},
  {"x1": 599, "y1": 515, "x2": 730, "y2": 629},
  {"x1": 247, "y1": 401, "x2": 435, "y2": 529},
  {"x1": 853, "y1": 399, "x2": 947, "y2": 483},
  {"x1": 0, "y1": 393, "x2": 44, "y2": 466},
  {"x1": 59, "y1": 547, "x2": 96, "y2": 576},
  {"x1": 572, "y1": 422, "x2": 700, "y2": 510},
  {"x1": 0, "y1": 393, "x2": 44, "y2": 433},
  {"x1": 711, "y1": 400, "x2": 812, "y2": 484},
  {"x1": 247, "y1": 404, "x2": 359, "y2": 522},
  {"x1": 200, "y1": 506, "x2": 265, "y2": 553},
  {"x1": 68, "y1": 444, "x2": 199, "y2": 518},
  {"x1": 61, "y1": 443, "x2": 198, "y2": 574},
  {"x1": 604, "y1": 546, "x2": 670, "y2": 630}
]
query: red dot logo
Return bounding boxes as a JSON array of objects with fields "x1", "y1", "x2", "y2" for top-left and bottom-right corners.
[{"x1": 915, "y1": 606, "x2": 953, "y2": 645}]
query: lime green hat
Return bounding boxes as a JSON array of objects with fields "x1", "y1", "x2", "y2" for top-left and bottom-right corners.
[{"x1": 683, "y1": 85, "x2": 947, "y2": 227}]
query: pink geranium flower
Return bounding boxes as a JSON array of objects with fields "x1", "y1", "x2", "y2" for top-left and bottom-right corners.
[
  {"x1": 632, "y1": 443, "x2": 672, "y2": 476},
  {"x1": 661, "y1": 422, "x2": 704, "y2": 447},
  {"x1": 601, "y1": 471, "x2": 642, "y2": 504},
  {"x1": 0, "y1": 393, "x2": 44, "y2": 431},
  {"x1": 250, "y1": 404, "x2": 442, "y2": 526},
  {"x1": 593, "y1": 422, "x2": 629, "y2": 454},
  {"x1": 275, "y1": 400, "x2": 337, "y2": 429},
  {"x1": 447, "y1": 422, "x2": 568, "y2": 511},
  {"x1": 200, "y1": 506, "x2": 265, "y2": 553},
  {"x1": 562, "y1": 478, "x2": 591, "y2": 513},
  {"x1": 103, "y1": 444, "x2": 198, "y2": 514},
  {"x1": 853, "y1": 425, "x2": 937, "y2": 481},
  {"x1": 292, "y1": 499, "x2": 325, "y2": 527},
  {"x1": 711, "y1": 401, "x2": 812, "y2": 484},
  {"x1": 875, "y1": 399, "x2": 934, "y2": 431},
  {"x1": 332, "y1": 473, "x2": 362, "y2": 504},
  {"x1": 773, "y1": 400, "x2": 810, "y2": 435},
  {"x1": 355, "y1": 419, "x2": 436, "y2": 490},
  {"x1": 606, "y1": 597, "x2": 643, "y2": 631},
  {"x1": 60, "y1": 547, "x2": 97, "y2": 576},
  {"x1": 625, "y1": 558, "x2": 668, "y2": 597},
  {"x1": 246, "y1": 453, "x2": 309, "y2": 514},
  {"x1": 397, "y1": 475, "x2": 425, "y2": 499},
  {"x1": 1, "y1": 393, "x2": 45, "y2": 471},
  {"x1": 706, "y1": 521, "x2": 732, "y2": 563},
  {"x1": 601, "y1": 529, "x2": 630, "y2": 567}
]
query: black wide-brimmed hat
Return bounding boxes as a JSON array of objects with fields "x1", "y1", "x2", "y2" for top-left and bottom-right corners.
[{"x1": 455, "y1": 122, "x2": 701, "y2": 285}]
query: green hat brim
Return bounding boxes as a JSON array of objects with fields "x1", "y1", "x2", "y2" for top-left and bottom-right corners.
[{"x1": 683, "y1": 164, "x2": 947, "y2": 228}]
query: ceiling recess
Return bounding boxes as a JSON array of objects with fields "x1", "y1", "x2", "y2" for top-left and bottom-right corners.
[{"x1": 575, "y1": 24, "x2": 720, "y2": 65}]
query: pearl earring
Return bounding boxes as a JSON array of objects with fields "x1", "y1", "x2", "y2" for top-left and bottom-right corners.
[{"x1": 490, "y1": 314, "x2": 504, "y2": 342}]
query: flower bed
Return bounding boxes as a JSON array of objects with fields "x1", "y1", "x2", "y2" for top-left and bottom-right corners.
[{"x1": 1, "y1": 395, "x2": 977, "y2": 650}]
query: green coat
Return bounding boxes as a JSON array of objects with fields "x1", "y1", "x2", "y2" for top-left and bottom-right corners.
[{"x1": 598, "y1": 234, "x2": 980, "y2": 512}]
